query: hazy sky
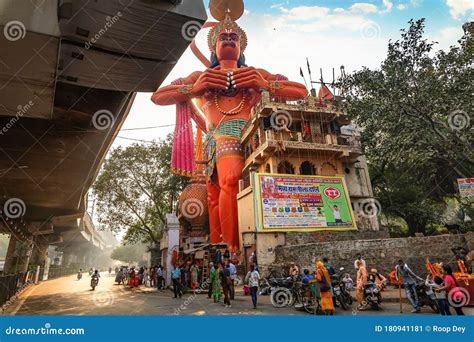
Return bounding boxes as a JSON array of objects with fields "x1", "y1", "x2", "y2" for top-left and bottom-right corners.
[{"x1": 114, "y1": 0, "x2": 472, "y2": 147}]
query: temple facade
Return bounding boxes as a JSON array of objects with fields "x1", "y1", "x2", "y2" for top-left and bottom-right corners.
[{"x1": 236, "y1": 89, "x2": 380, "y2": 272}]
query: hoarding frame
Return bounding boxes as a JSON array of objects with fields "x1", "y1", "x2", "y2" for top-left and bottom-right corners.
[{"x1": 253, "y1": 172, "x2": 358, "y2": 232}]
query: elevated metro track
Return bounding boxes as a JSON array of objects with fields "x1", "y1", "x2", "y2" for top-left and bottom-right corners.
[{"x1": 0, "y1": 0, "x2": 206, "y2": 273}]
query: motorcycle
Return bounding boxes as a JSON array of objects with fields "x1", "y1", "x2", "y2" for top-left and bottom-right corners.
[
  {"x1": 331, "y1": 267, "x2": 352, "y2": 310},
  {"x1": 362, "y1": 280, "x2": 382, "y2": 310},
  {"x1": 90, "y1": 275, "x2": 99, "y2": 291},
  {"x1": 269, "y1": 276, "x2": 300, "y2": 307},
  {"x1": 416, "y1": 282, "x2": 439, "y2": 313},
  {"x1": 77, "y1": 271, "x2": 82, "y2": 280}
]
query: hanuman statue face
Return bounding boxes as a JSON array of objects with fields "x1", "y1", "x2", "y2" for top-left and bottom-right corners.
[{"x1": 215, "y1": 32, "x2": 241, "y2": 62}]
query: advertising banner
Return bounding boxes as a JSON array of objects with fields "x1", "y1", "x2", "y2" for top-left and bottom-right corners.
[
  {"x1": 457, "y1": 178, "x2": 474, "y2": 198},
  {"x1": 253, "y1": 173, "x2": 357, "y2": 231}
]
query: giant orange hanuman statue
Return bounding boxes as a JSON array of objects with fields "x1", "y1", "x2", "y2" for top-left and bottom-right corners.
[{"x1": 151, "y1": 1, "x2": 307, "y2": 251}]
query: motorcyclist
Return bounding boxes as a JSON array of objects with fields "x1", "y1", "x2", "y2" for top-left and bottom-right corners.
[{"x1": 91, "y1": 269, "x2": 100, "y2": 285}]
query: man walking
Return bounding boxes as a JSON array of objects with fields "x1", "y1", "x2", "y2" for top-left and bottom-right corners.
[
  {"x1": 221, "y1": 263, "x2": 231, "y2": 308},
  {"x1": 157, "y1": 265, "x2": 164, "y2": 290},
  {"x1": 171, "y1": 265, "x2": 182, "y2": 298},
  {"x1": 227, "y1": 260, "x2": 237, "y2": 300},
  {"x1": 395, "y1": 259, "x2": 423, "y2": 313}
]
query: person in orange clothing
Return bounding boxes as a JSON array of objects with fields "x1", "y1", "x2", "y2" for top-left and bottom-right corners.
[
  {"x1": 370, "y1": 268, "x2": 387, "y2": 291},
  {"x1": 356, "y1": 260, "x2": 368, "y2": 309},
  {"x1": 316, "y1": 261, "x2": 334, "y2": 315}
]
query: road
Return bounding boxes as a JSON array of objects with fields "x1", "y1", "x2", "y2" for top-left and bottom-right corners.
[{"x1": 6, "y1": 273, "x2": 473, "y2": 316}]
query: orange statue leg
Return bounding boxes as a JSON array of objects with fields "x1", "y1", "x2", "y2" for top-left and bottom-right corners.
[
  {"x1": 206, "y1": 179, "x2": 222, "y2": 244},
  {"x1": 216, "y1": 156, "x2": 243, "y2": 252}
]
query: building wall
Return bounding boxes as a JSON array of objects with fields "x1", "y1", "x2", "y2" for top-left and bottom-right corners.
[
  {"x1": 273, "y1": 232, "x2": 472, "y2": 278},
  {"x1": 344, "y1": 156, "x2": 373, "y2": 198},
  {"x1": 237, "y1": 187, "x2": 256, "y2": 251},
  {"x1": 162, "y1": 214, "x2": 180, "y2": 286}
]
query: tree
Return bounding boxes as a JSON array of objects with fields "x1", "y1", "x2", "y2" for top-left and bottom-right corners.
[
  {"x1": 93, "y1": 135, "x2": 188, "y2": 244},
  {"x1": 340, "y1": 19, "x2": 473, "y2": 234},
  {"x1": 110, "y1": 244, "x2": 147, "y2": 264}
]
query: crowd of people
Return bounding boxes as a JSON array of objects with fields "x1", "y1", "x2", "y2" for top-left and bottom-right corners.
[
  {"x1": 104, "y1": 250, "x2": 468, "y2": 316},
  {"x1": 114, "y1": 265, "x2": 165, "y2": 289},
  {"x1": 353, "y1": 255, "x2": 465, "y2": 315},
  {"x1": 171, "y1": 258, "x2": 248, "y2": 308}
]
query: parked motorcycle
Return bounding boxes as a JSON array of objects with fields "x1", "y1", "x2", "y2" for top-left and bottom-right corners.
[
  {"x1": 416, "y1": 282, "x2": 439, "y2": 313},
  {"x1": 331, "y1": 267, "x2": 352, "y2": 310},
  {"x1": 269, "y1": 276, "x2": 299, "y2": 307}
]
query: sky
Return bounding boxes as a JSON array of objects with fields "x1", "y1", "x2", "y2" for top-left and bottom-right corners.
[{"x1": 114, "y1": 0, "x2": 473, "y2": 147}]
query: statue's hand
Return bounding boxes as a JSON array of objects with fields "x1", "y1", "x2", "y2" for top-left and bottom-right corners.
[
  {"x1": 233, "y1": 67, "x2": 269, "y2": 92},
  {"x1": 192, "y1": 69, "x2": 228, "y2": 96}
]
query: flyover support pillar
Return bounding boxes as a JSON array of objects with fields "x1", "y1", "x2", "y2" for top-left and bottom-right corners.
[
  {"x1": 3, "y1": 234, "x2": 34, "y2": 274},
  {"x1": 29, "y1": 237, "x2": 50, "y2": 280}
]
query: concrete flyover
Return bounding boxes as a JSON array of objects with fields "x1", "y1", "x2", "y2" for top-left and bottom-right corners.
[{"x1": 0, "y1": 0, "x2": 207, "y2": 275}]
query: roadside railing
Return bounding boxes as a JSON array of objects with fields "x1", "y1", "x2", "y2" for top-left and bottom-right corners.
[
  {"x1": 47, "y1": 267, "x2": 78, "y2": 279},
  {"x1": 0, "y1": 270, "x2": 37, "y2": 308}
]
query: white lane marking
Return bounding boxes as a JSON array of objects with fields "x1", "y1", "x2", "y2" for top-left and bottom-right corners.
[{"x1": 9, "y1": 281, "x2": 44, "y2": 316}]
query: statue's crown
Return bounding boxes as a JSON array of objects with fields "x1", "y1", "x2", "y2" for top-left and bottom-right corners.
[{"x1": 208, "y1": 13, "x2": 248, "y2": 53}]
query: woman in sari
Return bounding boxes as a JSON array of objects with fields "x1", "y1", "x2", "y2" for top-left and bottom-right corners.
[
  {"x1": 211, "y1": 262, "x2": 222, "y2": 303},
  {"x1": 316, "y1": 261, "x2": 334, "y2": 315}
]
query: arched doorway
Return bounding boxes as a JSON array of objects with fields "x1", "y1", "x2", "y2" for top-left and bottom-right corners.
[
  {"x1": 277, "y1": 160, "x2": 295, "y2": 174},
  {"x1": 300, "y1": 161, "x2": 316, "y2": 175}
]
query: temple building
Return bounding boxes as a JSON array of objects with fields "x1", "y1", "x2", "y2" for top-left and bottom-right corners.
[
  {"x1": 161, "y1": 85, "x2": 382, "y2": 279},
  {"x1": 236, "y1": 88, "x2": 380, "y2": 272}
]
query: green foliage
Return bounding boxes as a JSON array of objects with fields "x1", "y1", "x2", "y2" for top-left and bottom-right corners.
[
  {"x1": 340, "y1": 19, "x2": 473, "y2": 235},
  {"x1": 110, "y1": 243, "x2": 147, "y2": 264},
  {"x1": 93, "y1": 135, "x2": 188, "y2": 244}
]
